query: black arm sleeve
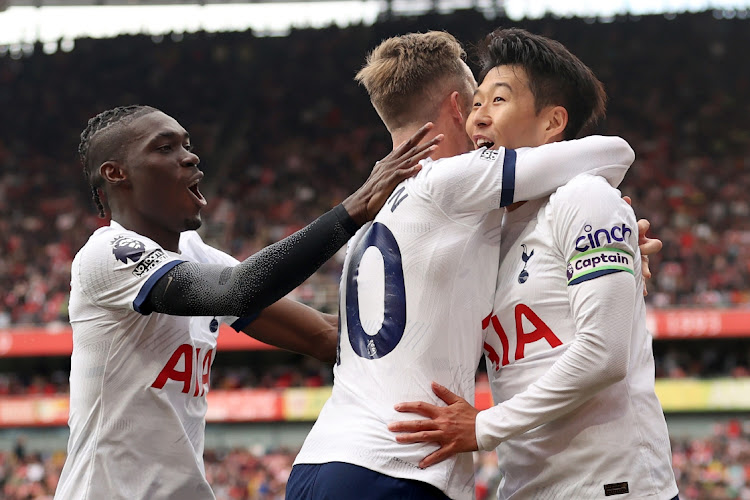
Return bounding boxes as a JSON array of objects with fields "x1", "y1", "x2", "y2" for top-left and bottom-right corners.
[{"x1": 144, "y1": 204, "x2": 359, "y2": 317}]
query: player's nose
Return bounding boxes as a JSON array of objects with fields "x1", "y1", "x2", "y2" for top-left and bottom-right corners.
[
  {"x1": 471, "y1": 104, "x2": 491, "y2": 128},
  {"x1": 181, "y1": 151, "x2": 200, "y2": 168}
]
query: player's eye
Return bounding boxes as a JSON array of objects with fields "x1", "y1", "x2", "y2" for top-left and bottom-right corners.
[
  {"x1": 493, "y1": 96, "x2": 506, "y2": 103},
  {"x1": 157, "y1": 144, "x2": 172, "y2": 152}
]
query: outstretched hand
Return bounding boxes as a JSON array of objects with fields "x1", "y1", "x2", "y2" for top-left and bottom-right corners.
[
  {"x1": 623, "y1": 196, "x2": 663, "y2": 296},
  {"x1": 388, "y1": 382, "x2": 479, "y2": 469},
  {"x1": 343, "y1": 123, "x2": 443, "y2": 225}
]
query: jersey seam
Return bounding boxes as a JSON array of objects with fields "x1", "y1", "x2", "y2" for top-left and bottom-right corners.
[
  {"x1": 80, "y1": 331, "x2": 118, "y2": 500},
  {"x1": 77, "y1": 245, "x2": 101, "y2": 307},
  {"x1": 423, "y1": 188, "x2": 485, "y2": 229}
]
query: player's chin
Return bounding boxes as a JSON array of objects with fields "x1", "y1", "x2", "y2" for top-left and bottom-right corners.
[{"x1": 183, "y1": 214, "x2": 202, "y2": 231}]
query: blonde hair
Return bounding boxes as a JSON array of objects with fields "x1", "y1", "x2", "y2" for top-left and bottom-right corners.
[{"x1": 355, "y1": 31, "x2": 473, "y2": 132}]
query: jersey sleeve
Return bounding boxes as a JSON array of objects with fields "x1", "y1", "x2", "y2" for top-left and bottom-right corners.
[
  {"x1": 512, "y1": 135, "x2": 634, "y2": 203},
  {"x1": 422, "y1": 136, "x2": 633, "y2": 222},
  {"x1": 178, "y1": 231, "x2": 259, "y2": 331},
  {"x1": 474, "y1": 175, "x2": 639, "y2": 451},
  {"x1": 551, "y1": 174, "x2": 639, "y2": 285},
  {"x1": 75, "y1": 231, "x2": 185, "y2": 314}
]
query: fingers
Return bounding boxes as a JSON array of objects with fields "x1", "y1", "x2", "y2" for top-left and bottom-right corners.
[
  {"x1": 388, "y1": 419, "x2": 436, "y2": 434},
  {"x1": 393, "y1": 401, "x2": 438, "y2": 417},
  {"x1": 641, "y1": 255, "x2": 651, "y2": 278},
  {"x1": 393, "y1": 430, "x2": 442, "y2": 444},
  {"x1": 622, "y1": 195, "x2": 632, "y2": 206},
  {"x1": 640, "y1": 238, "x2": 662, "y2": 255},
  {"x1": 403, "y1": 141, "x2": 441, "y2": 168},
  {"x1": 386, "y1": 135, "x2": 443, "y2": 169},
  {"x1": 637, "y1": 218, "x2": 662, "y2": 257},
  {"x1": 419, "y1": 449, "x2": 452, "y2": 469},
  {"x1": 432, "y1": 382, "x2": 460, "y2": 405},
  {"x1": 637, "y1": 218, "x2": 650, "y2": 242},
  {"x1": 393, "y1": 122, "x2": 434, "y2": 155}
]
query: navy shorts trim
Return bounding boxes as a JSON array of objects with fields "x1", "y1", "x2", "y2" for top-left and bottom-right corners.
[{"x1": 286, "y1": 462, "x2": 451, "y2": 500}]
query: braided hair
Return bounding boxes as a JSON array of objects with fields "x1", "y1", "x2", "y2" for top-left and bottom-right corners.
[{"x1": 78, "y1": 105, "x2": 157, "y2": 217}]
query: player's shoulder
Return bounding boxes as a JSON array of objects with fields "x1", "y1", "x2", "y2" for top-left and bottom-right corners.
[
  {"x1": 413, "y1": 148, "x2": 501, "y2": 193},
  {"x1": 180, "y1": 230, "x2": 239, "y2": 266},
  {"x1": 427, "y1": 147, "x2": 499, "y2": 171},
  {"x1": 550, "y1": 173, "x2": 622, "y2": 210},
  {"x1": 77, "y1": 223, "x2": 153, "y2": 262},
  {"x1": 178, "y1": 230, "x2": 204, "y2": 251}
]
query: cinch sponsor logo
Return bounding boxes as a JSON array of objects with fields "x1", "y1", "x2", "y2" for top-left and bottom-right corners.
[
  {"x1": 132, "y1": 249, "x2": 167, "y2": 277},
  {"x1": 575, "y1": 223, "x2": 632, "y2": 252},
  {"x1": 567, "y1": 247, "x2": 634, "y2": 286}
]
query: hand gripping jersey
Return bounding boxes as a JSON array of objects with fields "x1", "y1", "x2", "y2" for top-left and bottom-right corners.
[
  {"x1": 293, "y1": 137, "x2": 635, "y2": 500},
  {"x1": 477, "y1": 175, "x2": 678, "y2": 499},
  {"x1": 56, "y1": 221, "x2": 255, "y2": 500}
]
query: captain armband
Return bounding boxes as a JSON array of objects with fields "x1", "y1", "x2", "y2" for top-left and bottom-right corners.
[{"x1": 566, "y1": 247, "x2": 635, "y2": 286}]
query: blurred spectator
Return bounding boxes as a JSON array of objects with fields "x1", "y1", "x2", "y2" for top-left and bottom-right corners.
[
  {"x1": 0, "y1": 11, "x2": 749, "y2": 327},
  {"x1": 1, "y1": 420, "x2": 749, "y2": 500}
]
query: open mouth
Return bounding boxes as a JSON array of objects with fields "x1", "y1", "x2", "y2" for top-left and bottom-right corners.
[
  {"x1": 188, "y1": 180, "x2": 207, "y2": 206},
  {"x1": 476, "y1": 138, "x2": 495, "y2": 149}
]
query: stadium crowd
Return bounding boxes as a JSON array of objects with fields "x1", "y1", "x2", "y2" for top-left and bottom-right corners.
[
  {"x1": 0, "y1": 10, "x2": 749, "y2": 327},
  {"x1": 0, "y1": 8, "x2": 749, "y2": 500},
  {"x1": 1, "y1": 419, "x2": 749, "y2": 499}
]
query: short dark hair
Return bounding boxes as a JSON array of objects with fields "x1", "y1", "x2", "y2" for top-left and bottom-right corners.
[
  {"x1": 478, "y1": 28, "x2": 606, "y2": 140},
  {"x1": 78, "y1": 105, "x2": 157, "y2": 217}
]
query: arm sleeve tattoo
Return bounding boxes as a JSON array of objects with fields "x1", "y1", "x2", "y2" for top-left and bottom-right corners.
[{"x1": 144, "y1": 204, "x2": 359, "y2": 317}]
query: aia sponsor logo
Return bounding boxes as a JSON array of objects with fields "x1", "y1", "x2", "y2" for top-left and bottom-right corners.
[
  {"x1": 111, "y1": 236, "x2": 146, "y2": 264},
  {"x1": 152, "y1": 344, "x2": 215, "y2": 397},
  {"x1": 482, "y1": 305, "x2": 562, "y2": 370}
]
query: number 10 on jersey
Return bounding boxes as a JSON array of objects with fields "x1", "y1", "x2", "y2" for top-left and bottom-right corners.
[{"x1": 342, "y1": 223, "x2": 407, "y2": 361}]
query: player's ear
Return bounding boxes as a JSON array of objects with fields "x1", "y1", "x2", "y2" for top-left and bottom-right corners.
[
  {"x1": 542, "y1": 105, "x2": 568, "y2": 142},
  {"x1": 449, "y1": 91, "x2": 466, "y2": 126},
  {"x1": 100, "y1": 161, "x2": 129, "y2": 187}
]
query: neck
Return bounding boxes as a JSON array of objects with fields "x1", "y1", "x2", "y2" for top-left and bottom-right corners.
[
  {"x1": 110, "y1": 205, "x2": 181, "y2": 253},
  {"x1": 391, "y1": 120, "x2": 469, "y2": 161}
]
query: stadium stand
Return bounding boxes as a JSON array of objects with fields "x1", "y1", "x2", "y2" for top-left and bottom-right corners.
[{"x1": 0, "y1": 8, "x2": 748, "y2": 500}]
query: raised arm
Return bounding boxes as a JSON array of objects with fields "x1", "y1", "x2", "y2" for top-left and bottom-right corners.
[
  {"x1": 510, "y1": 135, "x2": 634, "y2": 204},
  {"x1": 423, "y1": 135, "x2": 634, "y2": 221},
  {"x1": 144, "y1": 124, "x2": 443, "y2": 318}
]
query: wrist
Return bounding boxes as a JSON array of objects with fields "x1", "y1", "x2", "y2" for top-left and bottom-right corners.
[
  {"x1": 338, "y1": 199, "x2": 366, "y2": 230},
  {"x1": 333, "y1": 203, "x2": 362, "y2": 235}
]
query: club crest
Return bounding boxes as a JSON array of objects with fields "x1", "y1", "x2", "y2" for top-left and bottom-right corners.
[{"x1": 518, "y1": 244, "x2": 535, "y2": 284}]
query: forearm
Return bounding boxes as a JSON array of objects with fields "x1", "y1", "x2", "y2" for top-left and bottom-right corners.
[
  {"x1": 475, "y1": 272, "x2": 635, "y2": 451},
  {"x1": 146, "y1": 204, "x2": 358, "y2": 317},
  {"x1": 242, "y1": 298, "x2": 338, "y2": 362},
  {"x1": 511, "y1": 136, "x2": 634, "y2": 204}
]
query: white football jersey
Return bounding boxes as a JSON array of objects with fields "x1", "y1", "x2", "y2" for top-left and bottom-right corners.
[
  {"x1": 477, "y1": 175, "x2": 678, "y2": 499},
  {"x1": 57, "y1": 221, "x2": 254, "y2": 500},
  {"x1": 294, "y1": 137, "x2": 635, "y2": 500}
]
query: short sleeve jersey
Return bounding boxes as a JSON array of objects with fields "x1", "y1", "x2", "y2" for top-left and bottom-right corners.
[
  {"x1": 56, "y1": 221, "x2": 254, "y2": 500},
  {"x1": 481, "y1": 175, "x2": 677, "y2": 499}
]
